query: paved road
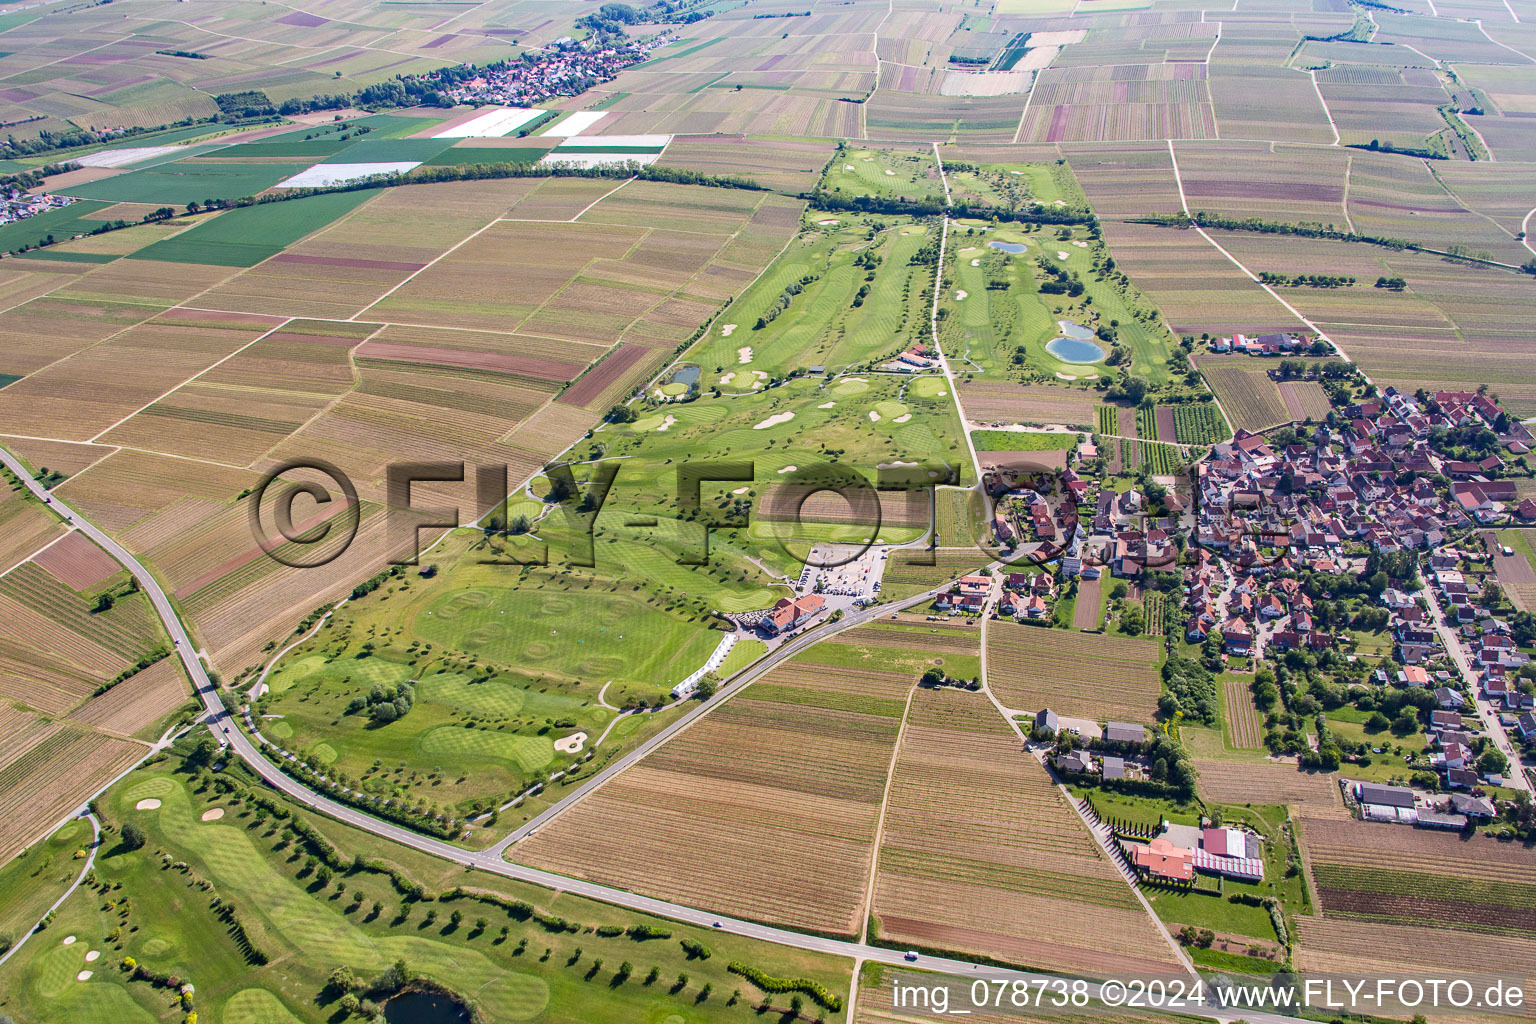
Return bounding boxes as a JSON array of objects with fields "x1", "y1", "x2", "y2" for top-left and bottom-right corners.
[
  {"x1": 0, "y1": 443, "x2": 1312, "y2": 1023},
  {"x1": 1422, "y1": 583, "x2": 1532, "y2": 795}
]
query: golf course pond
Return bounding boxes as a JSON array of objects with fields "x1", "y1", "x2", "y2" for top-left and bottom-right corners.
[
  {"x1": 384, "y1": 990, "x2": 473, "y2": 1024},
  {"x1": 988, "y1": 240, "x2": 1028, "y2": 254},
  {"x1": 1045, "y1": 320, "x2": 1105, "y2": 364}
]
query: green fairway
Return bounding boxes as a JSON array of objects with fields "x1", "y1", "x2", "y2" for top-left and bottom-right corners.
[
  {"x1": 127, "y1": 189, "x2": 379, "y2": 266},
  {"x1": 0, "y1": 200, "x2": 112, "y2": 254},
  {"x1": 0, "y1": 372, "x2": 21, "y2": 389},
  {"x1": 690, "y1": 215, "x2": 935, "y2": 379},
  {"x1": 422, "y1": 146, "x2": 547, "y2": 166},
  {"x1": 0, "y1": 756, "x2": 856, "y2": 1024},
  {"x1": 820, "y1": 146, "x2": 946, "y2": 202},
  {"x1": 59, "y1": 160, "x2": 312, "y2": 204}
]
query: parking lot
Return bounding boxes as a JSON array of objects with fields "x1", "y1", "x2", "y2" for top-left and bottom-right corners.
[{"x1": 796, "y1": 543, "x2": 889, "y2": 607}]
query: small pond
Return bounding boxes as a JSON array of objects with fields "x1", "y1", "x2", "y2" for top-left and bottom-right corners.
[
  {"x1": 669, "y1": 364, "x2": 701, "y2": 386},
  {"x1": 384, "y1": 991, "x2": 473, "y2": 1024},
  {"x1": 1046, "y1": 320, "x2": 1105, "y2": 363},
  {"x1": 987, "y1": 240, "x2": 1028, "y2": 254}
]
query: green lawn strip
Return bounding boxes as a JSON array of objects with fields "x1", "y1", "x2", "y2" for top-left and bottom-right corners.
[
  {"x1": 0, "y1": 372, "x2": 21, "y2": 389},
  {"x1": 0, "y1": 200, "x2": 113, "y2": 253},
  {"x1": 58, "y1": 161, "x2": 312, "y2": 204},
  {"x1": 688, "y1": 72, "x2": 732, "y2": 93},
  {"x1": 969, "y1": 429, "x2": 1077, "y2": 451},
  {"x1": 126, "y1": 188, "x2": 379, "y2": 266},
  {"x1": 421, "y1": 146, "x2": 548, "y2": 167},
  {"x1": 635, "y1": 35, "x2": 723, "y2": 66}
]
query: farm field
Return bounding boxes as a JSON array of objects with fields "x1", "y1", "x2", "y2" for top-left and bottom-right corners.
[
  {"x1": 516, "y1": 624, "x2": 948, "y2": 937},
  {"x1": 0, "y1": 755, "x2": 856, "y2": 1024},
  {"x1": 1221, "y1": 676, "x2": 1264, "y2": 750},
  {"x1": 959, "y1": 380, "x2": 1098, "y2": 428},
  {"x1": 871, "y1": 687, "x2": 1184, "y2": 976},
  {"x1": 985, "y1": 620, "x2": 1162, "y2": 723},
  {"x1": 1194, "y1": 762, "x2": 1348, "y2": 814},
  {"x1": 1298, "y1": 816, "x2": 1536, "y2": 938},
  {"x1": 1198, "y1": 360, "x2": 1292, "y2": 433}
]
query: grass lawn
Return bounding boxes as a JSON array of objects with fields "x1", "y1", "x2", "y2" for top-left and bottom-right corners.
[
  {"x1": 1144, "y1": 884, "x2": 1278, "y2": 943},
  {"x1": 0, "y1": 817, "x2": 91, "y2": 944},
  {"x1": 945, "y1": 158, "x2": 1087, "y2": 210},
  {"x1": 0, "y1": 758, "x2": 854, "y2": 1024},
  {"x1": 969, "y1": 429, "x2": 1079, "y2": 451},
  {"x1": 127, "y1": 189, "x2": 379, "y2": 266}
]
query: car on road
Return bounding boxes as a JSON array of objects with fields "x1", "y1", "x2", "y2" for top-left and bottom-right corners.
[
  {"x1": 904, "y1": 951, "x2": 919, "y2": 961},
  {"x1": 712, "y1": 921, "x2": 721, "y2": 928},
  {"x1": 1503, "y1": 545, "x2": 1516, "y2": 556}
]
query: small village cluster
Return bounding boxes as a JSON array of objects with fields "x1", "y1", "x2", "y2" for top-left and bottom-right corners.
[{"x1": 434, "y1": 35, "x2": 661, "y2": 108}]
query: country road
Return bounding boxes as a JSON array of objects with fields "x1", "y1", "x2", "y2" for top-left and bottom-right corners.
[{"x1": 0, "y1": 441, "x2": 1304, "y2": 1024}]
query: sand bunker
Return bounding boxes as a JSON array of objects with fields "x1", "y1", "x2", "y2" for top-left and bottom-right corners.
[
  {"x1": 1057, "y1": 251, "x2": 1070, "y2": 259},
  {"x1": 732, "y1": 486, "x2": 749, "y2": 495},
  {"x1": 778, "y1": 465, "x2": 797, "y2": 474},
  {"x1": 818, "y1": 219, "x2": 839, "y2": 225},
  {"x1": 955, "y1": 290, "x2": 967, "y2": 300},
  {"x1": 884, "y1": 169, "x2": 895, "y2": 175},
  {"x1": 754, "y1": 411, "x2": 795, "y2": 429},
  {"x1": 868, "y1": 411, "x2": 881, "y2": 422},
  {"x1": 720, "y1": 323, "x2": 737, "y2": 336},
  {"x1": 554, "y1": 732, "x2": 587, "y2": 754},
  {"x1": 818, "y1": 401, "x2": 836, "y2": 409},
  {"x1": 737, "y1": 346, "x2": 752, "y2": 364},
  {"x1": 845, "y1": 164, "x2": 854, "y2": 170},
  {"x1": 1072, "y1": 240, "x2": 1088, "y2": 247},
  {"x1": 85, "y1": 951, "x2": 100, "y2": 962},
  {"x1": 719, "y1": 372, "x2": 736, "y2": 385},
  {"x1": 656, "y1": 415, "x2": 677, "y2": 431},
  {"x1": 894, "y1": 413, "x2": 912, "y2": 423},
  {"x1": 971, "y1": 258, "x2": 981, "y2": 266},
  {"x1": 201, "y1": 808, "x2": 225, "y2": 822},
  {"x1": 135, "y1": 799, "x2": 161, "y2": 810},
  {"x1": 1056, "y1": 372, "x2": 1077, "y2": 380},
  {"x1": 62, "y1": 936, "x2": 76, "y2": 946},
  {"x1": 76, "y1": 971, "x2": 92, "y2": 982}
]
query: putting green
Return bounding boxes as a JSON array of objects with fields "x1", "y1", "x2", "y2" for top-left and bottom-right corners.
[
  {"x1": 831, "y1": 377, "x2": 869, "y2": 395},
  {"x1": 266, "y1": 719, "x2": 293, "y2": 739},
  {"x1": 659, "y1": 382, "x2": 687, "y2": 396},
  {"x1": 909, "y1": 376, "x2": 948, "y2": 398},
  {"x1": 632, "y1": 413, "x2": 668, "y2": 430},
  {"x1": 309, "y1": 743, "x2": 337, "y2": 765},
  {"x1": 222, "y1": 989, "x2": 305, "y2": 1024},
  {"x1": 418, "y1": 726, "x2": 554, "y2": 772},
  {"x1": 873, "y1": 400, "x2": 909, "y2": 420},
  {"x1": 266, "y1": 654, "x2": 327, "y2": 693},
  {"x1": 122, "y1": 776, "x2": 174, "y2": 802}
]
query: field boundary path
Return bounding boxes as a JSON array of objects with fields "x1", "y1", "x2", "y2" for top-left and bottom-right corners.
[{"x1": 0, "y1": 813, "x2": 100, "y2": 972}]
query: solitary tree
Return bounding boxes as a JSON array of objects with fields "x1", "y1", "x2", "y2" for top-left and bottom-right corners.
[{"x1": 120, "y1": 822, "x2": 146, "y2": 851}]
